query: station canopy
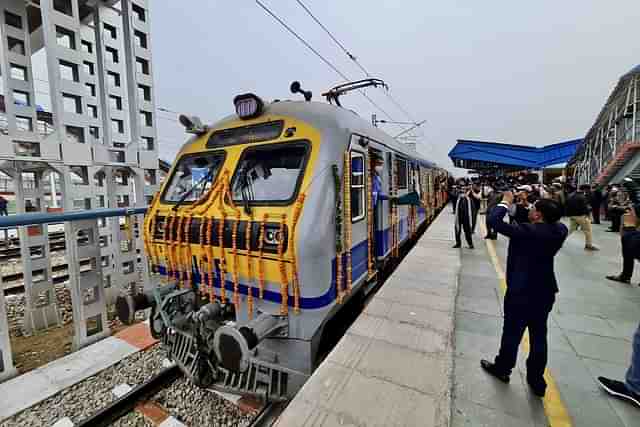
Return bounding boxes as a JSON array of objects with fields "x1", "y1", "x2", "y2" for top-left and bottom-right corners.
[{"x1": 448, "y1": 139, "x2": 582, "y2": 172}]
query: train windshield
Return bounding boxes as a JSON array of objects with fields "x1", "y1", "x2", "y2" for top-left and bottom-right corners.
[
  {"x1": 162, "y1": 152, "x2": 225, "y2": 203},
  {"x1": 232, "y1": 142, "x2": 309, "y2": 204}
]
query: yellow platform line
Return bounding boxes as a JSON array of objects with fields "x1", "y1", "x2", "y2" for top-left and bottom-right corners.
[{"x1": 480, "y1": 221, "x2": 573, "y2": 427}]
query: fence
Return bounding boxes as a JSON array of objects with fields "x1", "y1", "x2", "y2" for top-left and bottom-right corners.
[{"x1": 0, "y1": 207, "x2": 152, "y2": 382}]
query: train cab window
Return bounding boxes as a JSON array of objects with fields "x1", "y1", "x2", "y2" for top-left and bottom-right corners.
[
  {"x1": 395, "y1": 157, "x2": 408, "y2": 190},
  {"x1": 350, "y1": 152, "x2": 365, "y2": 221},
  {"x1": 232, "y1": 142, "x2": 309, "y2": 204},
  {"x1": 161, "y1": 152, "x2": 225, "y2": 203}
]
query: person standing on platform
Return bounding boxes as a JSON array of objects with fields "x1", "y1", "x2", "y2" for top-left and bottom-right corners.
[
  {"x1": 481, "y1": 193, "x2": 567, "y2": 397},
  {"x1": 484, "y1": 190, "x2": 502, "y2": 240},
  {"x1": 566, "y1": 184, "x2": 599, "y2": 251},
  {"x1": 510, "y1": 186, "x2": 532, "y2": 224},
  {"x1": 449, "y1": 186, "x2": 459, "y2": 214},
  {"x1": 608, "y1": 187, "x2": 627, "y2": 233},
  {"x1": 590, "y1": 185, "x2": 603, "y2": 225},
  {"x1": 603, "y1": 185, "x2": 611, "y2": 220},
  {"x1": 606, "y1": 206, "x2": 640, "y2": 286},
  {"x1": 453, "y1": 186, "x2": 474, "y2": 249},
  {"x1": 597, "y1": 322, "x2": 640, "y2": 408}
]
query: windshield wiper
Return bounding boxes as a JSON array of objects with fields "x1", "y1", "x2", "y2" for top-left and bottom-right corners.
[
  {"x1": 172, "y1": 167, "x2": 215, "y2": 211},
  {"x1": 237, "y1": 168, "x2": 254, "y2": 215}
]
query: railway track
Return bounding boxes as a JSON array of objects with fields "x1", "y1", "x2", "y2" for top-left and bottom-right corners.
[{"x1": 76, "y1": 365, "x2": 183, "y2": 427}]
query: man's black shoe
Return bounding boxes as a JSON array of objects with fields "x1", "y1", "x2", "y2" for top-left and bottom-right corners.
[
  {"x1": 606, "y1": 275, "x2": 631, "y2": 284},
  {"x1": 526, "y1": 377, "x2": 547, "y2": 397},
  {"x1": 452, "y1": 244, "x2": 461, "y2": 248},
  {"x1": 468, "y1": 245, "x2": 475, "y2": 249},
  {"x1": 480, "y1": 359, "x2": 509, "y2": 383},
  {"x1": 598, "y1": 377, "x2": 640, "y2": 408}
]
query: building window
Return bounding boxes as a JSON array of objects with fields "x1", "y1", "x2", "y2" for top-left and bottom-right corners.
[
  {"x1": 132, "y1": 3, "x2": 146, "y2": 22},
  {"x1": 13, "y1": 90, "x2": 30, "y2": 106},
  {"x1": 10, "y1": 63, "x2": 27, "y2": 81},
  {"x1": 85, "y1": 83, "x2": 96, "y2": 97},
  {"x1": 111, "y1": 119, "x2": 124, "y2": 134},
  {"x1": 62, "y1": 93, "x2": 82, "y2": 114},
  {"x1": 105, "y1": 46, "x2": 119, "y2": 63},
  {"x1": 15, "y1": 116, "x2": 33, "y2": 132},
  {"x1": 66, "y1": 125, "x2": 85, "y2": 143},
  {"x1": 109, "y1": 95, "x2": 122, "y2": 110},
  {"x1": 103, "y1": 23, "x2": 117, "y2": 39},
  {"x1": 53, "y1": 0, "x2": 73, "y2": 16},
  {"x1": 8, "y1": 37, "x2": 25, "y2": 55},
  {"x1": 141, "y1": 136, "x2": 154, "y2": 150},
  {"x1": 81, "y1": 40, "x2": 93, "y2": 53},
  {"x1": 138, "y1": 84, "x2": 151, "y2": 101},
  {"x1": 56, "y1": 26, "x2": 76, "y2": 50},
  {"x1": 350, "y1": 152, "x2": 365, "y2": 221},
  {"x1": 135, "y1": 57, "x2": 149, "y2": 75},
  {"x1": 4, "y1": 11, "x2": 23, "y2": 29},
  {"x1": 14, "y1": 141, "x2": 40, "y2": 157},
  {"x1": 107, "y1": 71, "x2": 120, "y2": 87},
  {"x1": 59, "y1": 60, "x2": 79, "y2": 82},
  {"x1": 394, "y1": 157, "x2": 408, "y2": 190},
  {"x1": 140, "y1": 110, "x2": 152, "y2": 126},
  {"x1": 89, "y1": 126, "x2": 100, "y2": 140},
  {"x1": 145, "y1": 169, "x2": 157, "y2": 185},
  {"x1": 87, "y1": 104, "x2": 98, "y2": 118},
  {"x1": 134, "y1": 30, "x2": 147, "y2": 48}
]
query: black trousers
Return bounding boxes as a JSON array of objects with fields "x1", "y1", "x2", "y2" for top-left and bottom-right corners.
[
  {"x1": 455, "y1": 220, "x2": 473, "y2": 247},
  {"x1": 610, "y1": 208, "x2": 624, "y2": 231},
  {"x1": 591, "y1": 205, "x2": 600, "y2": 224},
  {"x1": 471, "y1": 206, "x2": 479, "y2": 233},
  {"x1": 620, "y1": 229, "x2": 640, "y2": 280},
  {"x1": 494, "y1": 292, "x2": 555, "y2": 382}
]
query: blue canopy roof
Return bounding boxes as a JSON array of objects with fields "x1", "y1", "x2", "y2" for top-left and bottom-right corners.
[{"x1": 449, "y1": 138, "x2": 583, "y2": 170}]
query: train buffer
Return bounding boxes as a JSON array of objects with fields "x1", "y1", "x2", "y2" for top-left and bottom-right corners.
[{"x1": 277, "y1": 212, "x2": 639, "y2": 427}]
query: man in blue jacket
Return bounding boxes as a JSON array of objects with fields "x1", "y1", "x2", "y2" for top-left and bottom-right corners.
[{"x1": 480, "y1": 191, "x2": 568, "y2": 397}]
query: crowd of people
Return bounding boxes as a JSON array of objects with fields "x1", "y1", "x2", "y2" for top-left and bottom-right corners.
[{"x1": 447, "y1": 172, "x2": 639, "y2": 409}]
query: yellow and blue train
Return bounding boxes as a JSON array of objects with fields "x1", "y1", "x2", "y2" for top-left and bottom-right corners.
[{"x1": 132, "y1": 89, "x2": 448, "y2": 401}]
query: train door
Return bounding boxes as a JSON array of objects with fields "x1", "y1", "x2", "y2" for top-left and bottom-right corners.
[{"x1": 347, "y1": 136, "x2": 369, "y2": 285}]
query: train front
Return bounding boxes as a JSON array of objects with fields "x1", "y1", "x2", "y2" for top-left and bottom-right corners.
[{"x1": 130, "y1": 94, "x2": 321, "y2": 400}]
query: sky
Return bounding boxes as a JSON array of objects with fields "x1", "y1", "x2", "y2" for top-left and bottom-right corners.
[{"x1": 142, "y1": 1, "x2": 638, "y2": 174}]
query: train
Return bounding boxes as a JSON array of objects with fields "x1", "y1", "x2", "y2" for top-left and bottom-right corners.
[{"x1": 120, "y1": 82, "x2": 449, "y2": 401}]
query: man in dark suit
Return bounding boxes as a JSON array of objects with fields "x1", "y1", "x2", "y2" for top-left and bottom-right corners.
[{"x1": 481, "y1": 192, "x2": 568, "y2": 397}]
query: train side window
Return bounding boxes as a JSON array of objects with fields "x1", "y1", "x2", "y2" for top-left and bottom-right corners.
[
  {"x1": 395, "y1": 157, "x2": 408, "y2": 189},
  {"x1": 350, "y1": 151, "x2": 365, "y2": 222}
]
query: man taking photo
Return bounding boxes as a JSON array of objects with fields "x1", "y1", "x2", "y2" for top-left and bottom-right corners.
[{"x1": 481, "y1": 191, "x2": 568, "y2": 397}]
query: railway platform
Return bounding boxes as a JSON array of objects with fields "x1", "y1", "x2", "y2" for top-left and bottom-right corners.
[{"x1": 279, "y1": 211, "x2": 640, "y2": 427}]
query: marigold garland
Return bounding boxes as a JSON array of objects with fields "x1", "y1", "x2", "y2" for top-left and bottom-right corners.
[
  {"x1": 231, "y1": 211, "x2": 241, "y2": 307},
  {"x1": 245, "y1": 213, "x2": 255, "y2": 319},
  {"x1": 343, "y1": 152, "x2": 352, "y2": 293},
  {"x1": 277, "y1": 213, "x2": 289, "y2": 315},
  {"x1": 290, "y1": 193, "x2": 305, "y2": 313},
  {"x1": 258, "y1": 214, "x2": 267, "y2": 299}
]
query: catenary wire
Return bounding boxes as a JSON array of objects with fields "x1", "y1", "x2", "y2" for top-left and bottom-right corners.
[
  {"x1": 294, "y1": 0, "x2": 421, "y2": 127},
  {"x1": 254, "y1": 0, "x2": 395, "y2": 121}
]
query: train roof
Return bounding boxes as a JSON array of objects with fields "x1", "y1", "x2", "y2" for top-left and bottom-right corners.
[{"x1": 202, "y1": 99, "x2": 438, "y2": 169}]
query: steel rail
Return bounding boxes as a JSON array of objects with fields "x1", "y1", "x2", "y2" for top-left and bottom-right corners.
[{"x1": 75, "y1": 364, "x2": 182, "y2": 427}]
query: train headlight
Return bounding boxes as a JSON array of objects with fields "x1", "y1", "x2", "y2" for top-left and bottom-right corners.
[
  {"x1": 234, "y1": 93, "x2": 264, "y2": 120},
  {"x1": 264, "y1": 227, "x2": 282, "y2": 245}
]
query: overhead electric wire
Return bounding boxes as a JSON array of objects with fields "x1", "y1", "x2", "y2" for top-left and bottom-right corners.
[
  {"x1": 294, "y1": 0, "x2": 423, "y2": 135},
  {"x1": 254, "y1": 0, "x2": 394, "y2": 121}
]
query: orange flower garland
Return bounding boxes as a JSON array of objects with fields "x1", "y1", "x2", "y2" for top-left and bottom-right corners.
[{"x1": 277, "y1": 213, "x2": 289, "y2": 315}]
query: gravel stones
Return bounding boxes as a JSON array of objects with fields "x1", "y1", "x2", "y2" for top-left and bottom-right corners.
[
  {"x1": 0, "y1": 346, "x2": 164, "y2": 427},
  {"x1": 153, "y1": 377, "x2": 255, "y2": 426}
]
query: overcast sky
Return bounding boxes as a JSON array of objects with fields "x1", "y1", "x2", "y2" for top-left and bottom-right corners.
[{"x1": 149, "y1": 1, "x2": 639, "y2": 174}]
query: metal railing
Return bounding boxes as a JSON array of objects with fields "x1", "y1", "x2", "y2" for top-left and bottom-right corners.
[{"x1": 0, "y1": 207, "x2": 151, "y2": 382}]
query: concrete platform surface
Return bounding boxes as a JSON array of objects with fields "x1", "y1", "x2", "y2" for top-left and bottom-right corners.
[
  {"x1": 0, "y1": 321, "x2": 157, "y2": 422},
  {"x1": 276, "y1": 212, "x2": 460, "y2": 427}
]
